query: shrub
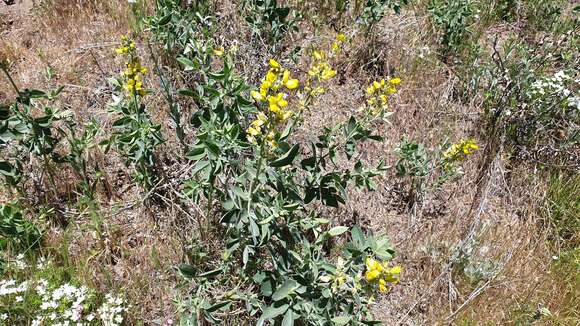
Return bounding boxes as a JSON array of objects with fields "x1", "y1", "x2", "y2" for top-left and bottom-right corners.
[
  {"x1": 0, "y1": 61, "x2": 68, "y2": 189},
  {"x1": 428, "y1": 0, "x2": 475, "y2": 56},
  {"x1": 172, "y1": 38, "x2": 402, "y2": 323},
  {"x1": 242, "y1": 0, "x2": 300, "y2": 52}
]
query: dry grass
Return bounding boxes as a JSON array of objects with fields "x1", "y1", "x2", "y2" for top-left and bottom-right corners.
[{"x1": 0, "y1": 0, "x2": 577, "y2": 324}]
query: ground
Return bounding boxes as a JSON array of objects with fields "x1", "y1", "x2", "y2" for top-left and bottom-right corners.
[{"x1": 0, "y1": 0, "x2": 578, "y2": 325}]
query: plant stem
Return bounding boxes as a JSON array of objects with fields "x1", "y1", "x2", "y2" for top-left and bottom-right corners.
[
  {"x1": 247, "y1": 142, "x2": 266, "y2": 214},
  {"x1": 1, "y1": 65, "x2": 20, "y2": 96}
]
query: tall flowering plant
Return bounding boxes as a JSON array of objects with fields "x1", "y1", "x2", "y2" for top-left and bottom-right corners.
[{"x1": 104, "y1": 36, "x2": 164, "y2": 191}]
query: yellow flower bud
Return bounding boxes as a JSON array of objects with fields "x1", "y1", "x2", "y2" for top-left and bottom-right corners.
[
  {"x1": 269, "y1": 59, "x2": 281, "y2": 69},
  {"x1": 389, "y1": 77, "x2": 401, "y2": 85}
]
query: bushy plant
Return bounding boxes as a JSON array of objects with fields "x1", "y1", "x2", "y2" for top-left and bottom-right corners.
[
  {"x1": 477, "y1": 37, "x2": 579, "y2": 165},
  {"x1": 172, "y1": 36, "x2": 402, "y2": 323},
  {"x1": 0, "y1": 202, "x2": 41, "y2": 252},
  {"x1": 395, "y1": 138, "x2": 478, "y2": 210},
  {"x1": 428, "y1": 0, "x2": 475, "y2": 56},
  {"x1": 242, "y1": 0, "x2": 300, "y2": 52},
  {"x1": 357, "y1": 0, "x2": 408, "y2": 30},
  {"x1": 0, "y1": 60, "x2": 69, "y2": 189}
]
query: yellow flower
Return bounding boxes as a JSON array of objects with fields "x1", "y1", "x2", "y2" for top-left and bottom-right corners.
[
  {"x1": 365, "y1": 269, "x2": 381, "y2": 281},
  {"x1": 373, "y1": 80, "x2": 381, "y2": 89},
  {"x1": 462, "y1": 139, "x2": 479, "y2": 154},
  {"x1": 378, "y1": 279, "x2": 389, "y2": 293},
  {"x1": 213, "y1": 47, "x2": 225, "y2": 57},
  {"x1": 379, "y1": 95, "x2": 388, "y2": 105},
  {"x1": 247, "y1": 126, "x2": 261, "y2": 136},
  {"x1": 266, "y1": 70, "x2": 278, "y2": 83},
  {"x1": 268, "y1": 93, "x2": 287, "y2": 113},
  {"x1": 251, "y1": 119, "x2": 265, "y2": 128},
  {"x1": 313, "y1": 50, "x2": 325, "y2": 61},
  {"x1": 336, "y1": 33, "x2": 346, "y2": 42},
  {"x1": 285, "y1": 79, "x2": 299, "y2": 89},
  {"x1": 321, "y1": 66, "x2": 336, "y2": 80},
  {"x1": 367, "y1": 85, "x2": 376, "y2": 95},
  {"x1": 251, "y1": 90, "x2": 266, "y2": 102},
  {"x1": 266, "y1": 131, "x2": 278, "y2": 149},
  {"x1": 277, "y1": 110, "x2": 293, "y2": 122},
  {"x1": 368, "y1": 258, "x2": 383, "y2": 272},
  {"x1": 383, "y1": 266, "x2": 401, "y2": 283},
  {"x1": 389, "y1": 77, "x2": 401, "y2": 85},
  {"x1": 269, "y1": 59, "x2": 281, "y2": 69},
  {"x1": 282, "y1": 70, "x2": 299, "y2": 89}
]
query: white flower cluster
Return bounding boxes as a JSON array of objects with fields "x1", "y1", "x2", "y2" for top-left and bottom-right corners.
[
  {"x1": 5, "y1": 253, "x2": 28, "y2": 270},
  {"x1": 530, "y1": 70, "x2": 580, "y2": 110},
  {"x1": 0, "y1": 279, "x2": 28, "y2": 296},
  {"x1": 34, "y1": 282, "x2": 95, "y2": 326},
  {"x1": 0, "y1": 275, "x2": 128, "y2": 325},
  {"x1": 98, "y1": 294, "x2": 129, "y2": 326}
]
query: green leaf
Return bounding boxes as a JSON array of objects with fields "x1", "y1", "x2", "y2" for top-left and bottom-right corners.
[
  {"x1": 272, "y1": 279, "x2": 298, "y2": 301},
  {"x1": 177, "y1": 264, "x2": 196, "y2": 279},
  {"x1": 327, "y1": 226, "x2": 349, "y2": 237},
  {"x1": 351, "y1": 225, "x2": 365, "y2": 246},
  {"x1": 332, "y1": 316, "x2": 352, "y2": 325},
  {"x1": 270, "y1": 144, "x2": 299, "y2": 167},
  {"x1": 281, "y1": 309, "x2": 294, "y2": 326},
  {"x1": 158, "y1": 13, "x2": 172, "y2": 25},
  {"x1": 177, "y1": 57, "x2": 196, "y2": 69},
  {"x1": 27, "y1": 89, "x2": 48, "y2": 99},
  {"x1": 260, "y1": 303, "x2": 289, "y2": 321},
  {"x1": 205, "y1": 301, "x2": 231, "y2": 312}
]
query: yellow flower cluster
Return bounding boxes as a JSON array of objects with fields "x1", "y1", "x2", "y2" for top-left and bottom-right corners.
[
  {"x1": 306, "y1": 50, "x2": 337, "y2": 96},
  {"x1": 114, "y1": 35, "x2": 135, "y2": 55},
  {"x1": 364, "y1": 257, "x2": 401, "y2": 293},
  {"x1": 115, "y1": 36, "x2": 148, "y2": 97},
  {"x1": 331, "y1": 33, "x2": 347, "y2": 52},
  {"x1": 248, "y1": 59, "x2": 299, "y2": 148},
  {"x1": 443, "y1": 138, "x2": 479, "y2": 161},
  {"x1": 363, "y1": 77, "x2": 400, "y2": 117}
]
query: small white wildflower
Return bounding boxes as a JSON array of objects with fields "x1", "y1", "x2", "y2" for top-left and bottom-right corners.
[
  {"x1": 36, "y1": 256, "x2": 48, "y2": 270},
  {"x1": 15, "y1": 295, "x2": 23, "y2": 302}
]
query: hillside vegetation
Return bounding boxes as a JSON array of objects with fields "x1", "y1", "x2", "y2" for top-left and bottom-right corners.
[{"x1": 0, "y1": 0, "x2": 578, "y2": 325}]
